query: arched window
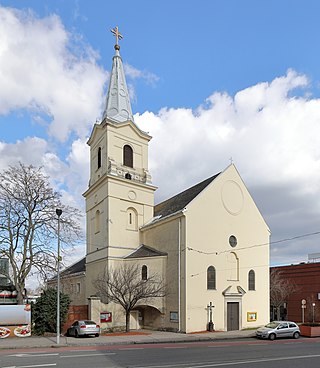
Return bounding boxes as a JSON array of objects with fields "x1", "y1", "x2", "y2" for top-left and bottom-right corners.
[
  {"x1": 127, "y1": 208, "x2": 138, "y2": 230},
  {"x1": 142, "y1": 265, "x2": 148, "y2": 281},
  {"x1": 248, "y1": 270, "x2": 255, "y2": 290},
  {"x1": 207, "y1": 266, "x2": 216, "y2": 290},
  {"x1": 95, "y1": 210, "x2": 100, "y2": 233},
  {"x1": 123, "y1": 145, "x2": 133, "y2": 168},
  {"x1": 97, "y1": 147, "x2": 102, "y2": 169}
]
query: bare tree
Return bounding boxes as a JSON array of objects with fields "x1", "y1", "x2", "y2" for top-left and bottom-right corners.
[
  {"x1": 270, "y1": 268, "x2": 298, "y2": 320},
  {"x1": 0, "y1": 163, "x2": 83, "y2": 304},
  {"x1": 93, "y1": 262, "x2": 167, "y2": 332}
]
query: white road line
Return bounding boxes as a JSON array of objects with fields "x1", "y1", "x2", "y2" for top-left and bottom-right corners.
[
  {"x1": 61, "y1": 353, "x2": 115, "y2": 358},
  {"x1": 2, "y1": 364, "x2": 57, "y2": 368},
  {"x1": 118, "y1": 348, "x2": 144, "y2": 350},
  {"x1": 8, "y1": 354, "x2": 59, "y2": 358},
  {"x1": 131, "y1": 353, "x2": 320, "y2": 368}
]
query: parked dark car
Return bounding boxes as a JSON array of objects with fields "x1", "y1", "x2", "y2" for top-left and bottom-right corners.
[
  {"x1": 256, "y1": 321, "x2": 300, "y2": 340},
  {"x1": 66, "y1": 320, "x2": 100, "y2": 337}
]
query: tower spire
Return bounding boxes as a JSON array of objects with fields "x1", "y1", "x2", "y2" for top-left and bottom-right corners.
[{"x1": 102, "y1": 26, "x2": 134, "y2": 123}]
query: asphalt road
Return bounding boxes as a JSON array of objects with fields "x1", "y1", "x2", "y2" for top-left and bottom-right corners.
[{"x1": 1, "y1": 337, "x2": 320, "y2": 368}]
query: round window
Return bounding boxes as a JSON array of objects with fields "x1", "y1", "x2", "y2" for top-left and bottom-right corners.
[{"x1": 229, "y1": 235, "x2": 237, "y2": 247}]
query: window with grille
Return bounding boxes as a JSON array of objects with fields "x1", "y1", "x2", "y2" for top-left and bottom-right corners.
[
  {"x1": 142, "y1": 265, "x2": 148, "y2": 281},
  {"x1": 123, "y1": 145, "x2": 133, "y2": 167},
  {"x1": 207, "y1": 266, "x2": 216, "y2": 290},
  {"x1": 248, "y1": 269, "x2": 255, "y2": 290}
]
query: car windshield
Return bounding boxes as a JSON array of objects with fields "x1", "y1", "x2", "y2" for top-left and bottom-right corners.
[
  {"x1": 265, "y1": 322, "x2": 280, "y2": 328},
  {"x1": 84, "y1": 320, "x2": 96, "y2": 325}
]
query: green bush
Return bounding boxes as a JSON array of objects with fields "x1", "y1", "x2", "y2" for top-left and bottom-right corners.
[{"x1": 32, "y1": 288, "x2": 70, "y2": 335}]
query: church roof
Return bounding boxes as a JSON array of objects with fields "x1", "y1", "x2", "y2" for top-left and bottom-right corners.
[
  {"x1": 125, "y1": 244, "x2": 167, "y2": 259},
  {"x1": 102, "y1": 27, "x2": 134, "y2": 124},
  {"x1": 153, "y1": 173, "x2": 221, "y2": 220},
  {"x1": 50, "y1": 257, "x2": 86, "y2": 280}
]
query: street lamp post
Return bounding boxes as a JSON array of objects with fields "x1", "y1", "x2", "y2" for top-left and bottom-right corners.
[{"x1": 56, "y1": 208, "x2": 62, "y2": 345}]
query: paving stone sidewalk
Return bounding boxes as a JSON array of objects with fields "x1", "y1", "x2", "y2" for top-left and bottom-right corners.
[{"x1": 0, "y1": 329, "x2": 256, "y2": 350}]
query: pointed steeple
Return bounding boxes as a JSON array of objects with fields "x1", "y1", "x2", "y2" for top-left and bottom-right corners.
[{"x1": 102, "y1": 26, "x2": 134, "y2": 123}]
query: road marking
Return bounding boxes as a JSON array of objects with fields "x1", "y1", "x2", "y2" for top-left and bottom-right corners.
[
  {"x1": 184, "y1": 353, "x2": 320, "y2": 367},
  {"x1": 118, "y1": 347, "x2": 144, "y2": 351},
  {"x1": 131, "y1": 353, "x2": 320, "y2": 368},
  {"x1": 61, "y1": 353, "x2": 115, "y2": 358},
  {"x1": 8, "y1": 354, "x2": 59, "y2": 358},
  {"x1": 2, "y1": 364, "x2": 56, "y2": 368}
]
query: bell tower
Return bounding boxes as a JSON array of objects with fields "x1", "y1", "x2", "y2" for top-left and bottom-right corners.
[{"x1": 83, "y1": 27, "x2": 156, "y2": 288}]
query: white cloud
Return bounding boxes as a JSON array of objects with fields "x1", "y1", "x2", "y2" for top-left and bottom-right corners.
[
  {"x1": 124, "y1": 63, "x2": 159, "y2": 86},
  {"x1": 135, "y1": 69, "x2": 320, "y2": 265},
  {"x1": 1, "y1": 4, "x2": 320, "y2": 269},
  {"x1": 0, "y1": 6, "x2": 107, "y2": 141}
]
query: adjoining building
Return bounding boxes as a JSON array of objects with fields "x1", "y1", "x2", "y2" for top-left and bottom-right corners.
[
  {"x1": 271, "y1": 254, "x2": 320, "y2": 323},
  {"x1": 56, "y1": 28, "x2": 271, "y2": 333},
  {"x1": 0, "y1": 258, "x2": 18, "y2": 305}
]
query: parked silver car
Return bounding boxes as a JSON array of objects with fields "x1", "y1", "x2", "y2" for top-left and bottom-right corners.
[
  {"x1": 67, "y1": 320, "x2": 100, "y2": 337},
  {"x1": 256, "y1": 321, "x2": 300, "y2": 340}
]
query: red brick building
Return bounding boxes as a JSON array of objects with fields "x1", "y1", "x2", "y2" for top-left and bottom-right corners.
[{"x1": 271, "y1": 262, "x2": 320, "y2": 323}]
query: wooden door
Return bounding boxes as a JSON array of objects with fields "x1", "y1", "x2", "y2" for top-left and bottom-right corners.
[{"x1": 227, "y1": 302, "x2": 239, "y2": 331}]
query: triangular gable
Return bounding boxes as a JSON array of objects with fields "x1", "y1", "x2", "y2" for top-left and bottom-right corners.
[
  {"x1": 124, "y1": 244, "x2": 167, "y2": 259},
  {"x1": 153, "y1": 173, "x2": 221, "y2": 220}
]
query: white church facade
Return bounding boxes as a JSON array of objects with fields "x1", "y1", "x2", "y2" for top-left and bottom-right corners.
[{"x1": 58, "y1": 28, "x2": 270, "y2": 333}]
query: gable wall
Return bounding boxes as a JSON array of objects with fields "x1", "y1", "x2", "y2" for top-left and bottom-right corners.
[{"x1": 184, "y1": 165, "x2": 270, "y2": 332}]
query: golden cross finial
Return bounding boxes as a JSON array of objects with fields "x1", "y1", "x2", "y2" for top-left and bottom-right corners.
[{"x1": 111, "y1": 26, "x2": 123, "y2": 47}]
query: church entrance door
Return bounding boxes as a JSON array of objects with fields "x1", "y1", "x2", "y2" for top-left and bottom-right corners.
[{"x1": 227, "y1": 302, "x2": 239, "y2": 331}]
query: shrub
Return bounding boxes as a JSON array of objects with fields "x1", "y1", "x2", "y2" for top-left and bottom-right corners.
[{"x1": 32, "y1": 288, "x2": 70, "y2": 335}]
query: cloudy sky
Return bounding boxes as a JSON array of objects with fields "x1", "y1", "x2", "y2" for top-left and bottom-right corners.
[{"x1": 1, "y1": 0, "x2": 320, "y2": 276}]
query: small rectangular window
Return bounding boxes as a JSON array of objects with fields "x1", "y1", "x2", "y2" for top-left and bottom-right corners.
[{"x1": 170, "y1": 312, "x2": 179, "y2": 322}]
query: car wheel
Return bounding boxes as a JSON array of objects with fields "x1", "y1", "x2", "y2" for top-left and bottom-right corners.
[
  {"x1": 269, "y1": 333, "x2": 276, "y2": 341},
  {"x1": 293, "y1": 331, "x2": 300, "y2": 339},
  {"x1": 95, "y1": 333, "x2": 99, "y2": 337},
  {"x1": 75, "y1": 330, "x2": 79, "y2": 338}
]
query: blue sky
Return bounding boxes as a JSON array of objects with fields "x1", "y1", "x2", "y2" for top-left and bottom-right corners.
[{"x1": 1, "y1": 0, "x2": 320, "y2": 276}]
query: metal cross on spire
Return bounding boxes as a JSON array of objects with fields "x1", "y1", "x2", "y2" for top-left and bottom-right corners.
[{"x1": 111, "y1": 26, "x2": 123, "y2": 49}]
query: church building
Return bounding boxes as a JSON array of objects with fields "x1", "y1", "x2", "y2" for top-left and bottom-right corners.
[{"x1": 60, "y1": 27, "x2": 270, "y2": 333}]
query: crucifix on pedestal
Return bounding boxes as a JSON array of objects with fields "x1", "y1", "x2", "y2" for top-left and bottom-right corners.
[{"x1": 207, "y1": 302, "x2": 215, "y2": 331}]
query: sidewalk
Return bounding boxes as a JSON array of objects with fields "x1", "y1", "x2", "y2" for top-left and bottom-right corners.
[{"x1": 0, "y1": 329, "x2": 255, "y2": 350}]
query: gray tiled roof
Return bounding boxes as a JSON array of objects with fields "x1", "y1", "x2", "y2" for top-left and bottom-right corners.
[
  {"x1": 50, "y1": 257, "x2": 86, "y2": 280},
  {"x1": 154, "y1": 173, "x2": 221, "y2": 219},
  {"x1": 61, "y1": 257, "x2": 86, "y2": 276},
  {"x1": 125, "y1": 244, "x2": 167, "y2": 259}
]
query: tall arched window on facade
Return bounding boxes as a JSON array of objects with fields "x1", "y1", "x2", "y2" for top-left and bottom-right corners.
[
  {"x1": 248, "y1": 269, "x2": 255, "y2": 290},
  {"x1": 142, "y1": 265, "x2": 148, "y2": 281},
  {"x1": 123, "y1": 145, "x2": 133, "y2": 168},
  {"x1": 97, "y1": 147, "x2": 102, "y2": 169},
  {"x1": 207, "y1": 266, "x2": 216, "y2": 290}
]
